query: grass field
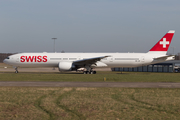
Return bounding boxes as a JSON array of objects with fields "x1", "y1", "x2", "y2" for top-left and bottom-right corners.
[
  {"x1": 1, "y1": 63, "x2": 180, "y2": 119},
  {"x1": 0, "y1": 87, "x2": 180, "y2": 120},
  {"x1": 0, "y1": 72, "x2": 180, "y2": 82}
]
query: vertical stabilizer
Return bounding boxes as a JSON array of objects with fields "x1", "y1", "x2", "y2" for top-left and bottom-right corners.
[{"x1": 148, "y1": 30, "x2": 175, "y2": 54}]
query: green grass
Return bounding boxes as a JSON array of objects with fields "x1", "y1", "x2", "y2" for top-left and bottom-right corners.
[
  {"x1": 1, "y1": 64, "x2": 180, "y2": 119},
  {"x1": 0, "y1": 71, "x2": 180, "y2": 82},
  {"x1": 0, "y1": 87, "x2": 180, "y2": 120}
]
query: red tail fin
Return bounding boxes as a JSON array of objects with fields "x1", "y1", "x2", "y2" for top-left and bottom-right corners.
[{"x1": 149, "y1": 30, "x2": 175, "y2": 53}]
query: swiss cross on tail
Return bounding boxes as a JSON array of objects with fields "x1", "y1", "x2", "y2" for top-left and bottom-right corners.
[
  {"x1": 160, "y1": 38, "x2": 169, "y2": 48},
  {"x1": 149, "y1": 30, "x2": 175, "y2": 52}
]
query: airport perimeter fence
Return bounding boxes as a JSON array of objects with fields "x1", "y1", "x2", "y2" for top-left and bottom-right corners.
[{"x1": 112, "y1": 65, "x2": 174, "y2": 73}]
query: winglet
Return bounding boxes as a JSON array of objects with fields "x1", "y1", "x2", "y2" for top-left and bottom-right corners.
[{"x1": 148, "y1": 30, "x2": 175, "y2": 54}]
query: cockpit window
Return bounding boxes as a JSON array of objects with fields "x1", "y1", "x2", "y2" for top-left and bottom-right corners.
[{"x1": 6, "y1": 57, "x2": 10, "y2": 59}]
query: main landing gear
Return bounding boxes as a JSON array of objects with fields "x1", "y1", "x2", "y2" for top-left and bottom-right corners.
[
  {"x1": 83, "y1": 68, "x2": 96, "y2": 74},
  {"x1": 83, "y1": 71, "x2": 96, "y2": 74},
  {"x1": 15, "y1": 67, "x2": 19, "y2": 73}
]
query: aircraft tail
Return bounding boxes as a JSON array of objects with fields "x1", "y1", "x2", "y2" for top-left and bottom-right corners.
[{"x1": 148, "y1": 30, "x2": 175, "y2": 55}]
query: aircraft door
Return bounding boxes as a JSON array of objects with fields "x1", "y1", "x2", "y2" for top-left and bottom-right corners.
[
  {"x1": 109, "y1": 57, "x2": 113, "y2": 62},
  {"x1": 16, "y1": 56, "x2": 19, "y2": 62},
  {"x1": 77, "y1": 56, "x2": 82, "y2": 60},
  {"x1": 141, "y1": 56, "x2": 145, "y2": 62}
]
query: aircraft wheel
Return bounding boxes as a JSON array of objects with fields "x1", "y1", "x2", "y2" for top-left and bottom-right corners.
[
  {"x1": 15, "y1": 71, "x2": 18, "y2": 74},
  {"x1": 83, "y1": 71, "x2": 89, "y2": 74},
  {"x1": 83, "y1": 71, "x2": 95, "y2": 74},
  {"x1": 90, "y1": 71, "x2": 93, "y2": 74}
]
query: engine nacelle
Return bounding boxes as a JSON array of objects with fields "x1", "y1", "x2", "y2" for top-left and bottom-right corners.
[{"x1": 58, "y1": 62, "x2": 75, "y2": 71}]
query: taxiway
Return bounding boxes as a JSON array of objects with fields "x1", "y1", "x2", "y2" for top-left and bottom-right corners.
[{"x1": 0, "y1": 82, "x2": 180, "y2": 88}]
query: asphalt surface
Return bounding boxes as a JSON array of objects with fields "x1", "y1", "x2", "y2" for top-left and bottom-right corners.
[{"x1": 0, "y1": 82, "x2": 180, "y2": 88}]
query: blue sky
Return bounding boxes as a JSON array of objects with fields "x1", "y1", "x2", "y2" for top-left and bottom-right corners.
[{"x1": 1, "y1": 0, "x2": 180, "y2": 54}]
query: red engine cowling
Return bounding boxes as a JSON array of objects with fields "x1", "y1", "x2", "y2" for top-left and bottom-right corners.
[{"x1": 58, "y1": 62, "x2": 75, "y2": 71}]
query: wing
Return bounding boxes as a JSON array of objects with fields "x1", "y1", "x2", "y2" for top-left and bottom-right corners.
[{"x1": 73, "y1": 56, "x2": 110, "y2": 68}]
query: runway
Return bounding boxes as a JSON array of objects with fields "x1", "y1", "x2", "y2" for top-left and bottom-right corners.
[{"x1": 0, "y1": 82, "x2": 180, "y2": 88}]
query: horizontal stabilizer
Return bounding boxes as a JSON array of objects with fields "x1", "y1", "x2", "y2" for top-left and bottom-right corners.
[{"x1": 153, "y1": 55, "x2": 175, "y2": 60}]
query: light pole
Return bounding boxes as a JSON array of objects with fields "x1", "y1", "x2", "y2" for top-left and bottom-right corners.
[
  {"x1": 52, "y1": 38, "x2": 57, "y2": 52},
  {"x1": 52, "y1": 38, "x2": 57, "y2": 70},
  {"x1": 171, "y1": 46, "x2": 175, "y2": 55}
]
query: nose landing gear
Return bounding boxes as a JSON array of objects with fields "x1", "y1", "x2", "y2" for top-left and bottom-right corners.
[{"x1": 15, "y1": 67, "x2": 19, "y2": 73}]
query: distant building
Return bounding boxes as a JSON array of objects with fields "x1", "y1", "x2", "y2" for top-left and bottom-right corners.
[{"x1": 112, "y1": 60, "x2": 180, "y2": 73}]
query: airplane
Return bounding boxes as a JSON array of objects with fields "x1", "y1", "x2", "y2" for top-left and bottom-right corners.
[{"x1": 3, "y1": 30, "x2": 175, "y2": 74}]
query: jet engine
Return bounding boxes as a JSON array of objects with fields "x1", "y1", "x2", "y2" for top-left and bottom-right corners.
[{"x1": 58, "y1": 62, "x2": 75, "y2": 71}]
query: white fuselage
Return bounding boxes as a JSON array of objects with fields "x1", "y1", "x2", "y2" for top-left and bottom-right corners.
[
  {"x1": 2, "y1": 30, "x2": 175, "y2": 74},
  {"x1": 3, "y1": 52, "x2": 173, "y2": 68}
]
